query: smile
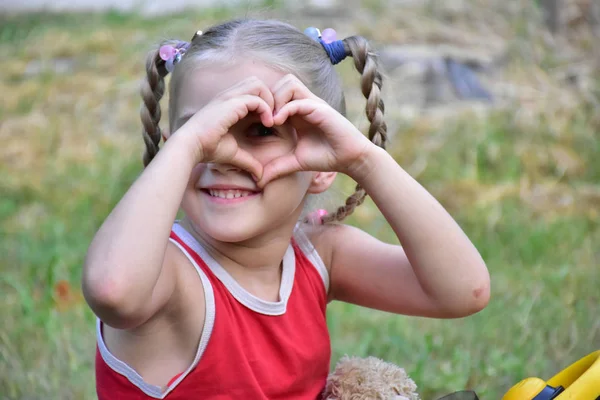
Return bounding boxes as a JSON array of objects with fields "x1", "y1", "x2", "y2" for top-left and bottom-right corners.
[
  {"x1": 207, "y1": 189, "x2": 256, "y2": 199},
  {"x1": 200, "y1": 188, "x2": 261, "y2": 205}
]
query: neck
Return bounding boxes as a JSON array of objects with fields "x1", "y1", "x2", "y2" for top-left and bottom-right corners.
[{"x1": 179, "y1": 216, "x2": 298, "y2": 278}]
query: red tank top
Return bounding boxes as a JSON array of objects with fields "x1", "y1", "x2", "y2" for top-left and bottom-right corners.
[{"x1": 95, "y1": 223, "x2": 331, "y2": 399}]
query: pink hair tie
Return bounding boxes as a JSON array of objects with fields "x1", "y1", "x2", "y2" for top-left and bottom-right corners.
[
  {"x1": 159, "y1": 43, "x2": 187, "y2": 73},
  {"x1": 306, "y1": 209, "x2": 328, "y2": 225},
  {"x1": 158, "y1": 34, "x2": 199, "y2": 73}
]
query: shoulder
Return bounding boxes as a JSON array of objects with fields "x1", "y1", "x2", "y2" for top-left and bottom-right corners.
[
  {"x1": 157, "y1": 239, "x2": 207, "y2": 324},
  {"x1": 299, "y1": 222, "x2": 336, "y2": 269},
  {"x1": 302, "y1": 221, "x2": 412, "y2": 305},
  {"x1": 300, "y1": 222, "x2": 373, "y2": 300},
  {"x1": 302, "y1": 221, "x2": 375, "y2": 262}
]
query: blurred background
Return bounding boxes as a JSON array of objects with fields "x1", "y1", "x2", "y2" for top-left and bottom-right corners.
[{"x1": 1, "y1": 0, "x2": 599, "y2": 399}]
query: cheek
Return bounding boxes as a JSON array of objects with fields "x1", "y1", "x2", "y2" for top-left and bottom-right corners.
[
  {"x1": 275, "y1": 171, "x2": 313, "y2": 196},
  {"x1": 296, "y1": 171, "x2": 315, "y2": 189},
  {"x1": 189, "y1": 164, "x2": 207, "y2": 186}
]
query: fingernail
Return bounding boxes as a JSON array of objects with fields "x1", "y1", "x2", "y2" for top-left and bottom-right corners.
[{"x1": 252, "y1": 174, "x2": 258, "y2": 181}]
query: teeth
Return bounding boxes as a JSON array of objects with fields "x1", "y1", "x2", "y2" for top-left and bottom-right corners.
[{"x1": 208, "y1": 189, "x2": 254, "y2": 199}]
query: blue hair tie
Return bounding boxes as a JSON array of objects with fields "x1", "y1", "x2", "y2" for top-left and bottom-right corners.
[
  {"x1": 320, "y1": 39, "x2": 347, "y2": 65},
  {"x1": 304, "y1": 27, "x2": 348, "y2": 65}
]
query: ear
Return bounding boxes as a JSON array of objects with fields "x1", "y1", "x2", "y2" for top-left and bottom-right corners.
[{"x1": 307, "y1": 171, "x2": 337, "y2": 194}]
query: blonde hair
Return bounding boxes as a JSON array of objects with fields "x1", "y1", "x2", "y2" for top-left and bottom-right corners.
[{"x1": 139, "y1": 19, "x2": 387, "y2": 223}]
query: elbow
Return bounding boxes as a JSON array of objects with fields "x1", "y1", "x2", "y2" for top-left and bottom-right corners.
[
  {"x1": 82, "y1": 265, "x2": 147, "y2": 329},
  {"x1": 459, "y1": 255, "x2": 491, "y2": 316},
  {"x1": 82, "y1": 259, "x2": 124, "y2": 309},
  {"x1": 471, "y1": 259, "x2": 491, "y2": 312},
  {"x1": 457, "y1": 272, "x2": 491, "y2": 317},
  {"x1": 465, "y1": 281, "x2": 490, "y2": 316},
  {"x1": 441, "y1": 267, "x2": 491, "y2": 318},
  {"x1": 440, "y1": 289, "x2": 489, "y2": 319}
]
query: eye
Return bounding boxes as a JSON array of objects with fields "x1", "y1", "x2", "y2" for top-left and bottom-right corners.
[{"x1": 248, "y1": 123, "x2": 275, "y2": 138}]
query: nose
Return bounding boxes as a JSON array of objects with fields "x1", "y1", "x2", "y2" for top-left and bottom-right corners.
[{"x1": 207, "y1": 162, "x2": 241, "y2": 174}]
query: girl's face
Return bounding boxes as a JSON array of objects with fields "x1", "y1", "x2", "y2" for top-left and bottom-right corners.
[{"x1": 173, "y1": 60, "x2": 316, "y2": 244}]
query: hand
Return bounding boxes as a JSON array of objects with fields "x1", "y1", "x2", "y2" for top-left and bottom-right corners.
[
  {"x1": 256, "y1": 75, "x2": 373, "y2": 187},
  {"x1": 176, "y1": 77, "x2": 275, "y2": 180}
]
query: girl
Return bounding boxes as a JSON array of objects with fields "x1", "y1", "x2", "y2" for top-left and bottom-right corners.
[{"x1": 82, "y1": 18, "x2": 490, "y2": 400}]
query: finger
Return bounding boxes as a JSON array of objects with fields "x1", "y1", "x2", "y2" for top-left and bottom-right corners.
[
  {"x1": 220, "y1": 76, "x2": 275, "y2": 114},
  {"x1": 271, "y1": 74, "x2": 316, "y2": 114},
  {"x1": 229, "y1": 147, "x2": 264, "y2": 181},
  {"x1": 257, "y1": 154, "x2": 302, "y2": 188},
  {"x1": 273, "y1": 99, "x2": 323, "y2": 126},
  {"x1": 229, "y1": 95, "x2": 274, "y2": 128}
]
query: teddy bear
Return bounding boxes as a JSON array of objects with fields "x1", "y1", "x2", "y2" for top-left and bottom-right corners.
[{"x1": 322, "y1": 355, "x2": 420, "y2": 400}]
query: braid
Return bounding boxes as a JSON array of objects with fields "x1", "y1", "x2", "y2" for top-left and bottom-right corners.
[
  {"x1": 322, "y1": 35, "x2": 388, "y2": 224},
  {"x1": 140, "y1": 48, "x2": 168, "y2": 167}
]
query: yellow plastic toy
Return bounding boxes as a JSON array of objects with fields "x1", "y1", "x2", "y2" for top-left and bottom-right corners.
[{"x1": 502, "y1": 350, "x2": 600, "y2": 400}]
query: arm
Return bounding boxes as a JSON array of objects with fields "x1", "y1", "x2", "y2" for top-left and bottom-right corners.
[
  {"x1": 82, "y1": 77, "x2": 273, "y2": 329},
  {"x1": 82, "y1": 133, "x2": 197, "y2": 329},
  {"x1": 253, "y1": 74, "x2": 489, "y2": 318},
  {"x1": 327, "y1": 145, "x2": 490, "y2": 318}
]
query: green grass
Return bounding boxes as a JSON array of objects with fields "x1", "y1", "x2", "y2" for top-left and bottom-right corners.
[{"x1": 1, "y1": 5, "x2": 599, "y2": 400}]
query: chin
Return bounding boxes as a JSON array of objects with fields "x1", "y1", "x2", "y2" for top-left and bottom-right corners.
[
  {"x1": 199, "y1": 220, "x2": 260, "y2": 244},
  {"x1": 205, "y1": 230, "x2": 253, "y2": 244}
]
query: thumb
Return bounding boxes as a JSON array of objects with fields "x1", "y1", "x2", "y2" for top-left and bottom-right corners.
[{"x1": 257, "y1": 154, "x2": 302, "y2": 188}]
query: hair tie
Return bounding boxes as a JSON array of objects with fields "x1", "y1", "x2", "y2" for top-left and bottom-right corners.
[
  {"x1": 159, "y1": 41, "x2": 190, "y2": 72},
  {"x1": 158, "y1": 30, "x2": 202, "y2": 73},
  {"x1": 304, "y1": 27, "x2": 347, "y2": 65},
  {"x1": 306, "y1": 209, "x2": 329, "y2": 225}
]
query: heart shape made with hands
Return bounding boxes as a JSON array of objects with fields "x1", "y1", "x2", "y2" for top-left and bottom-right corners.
[
  {"x1": 242, "y1": 74, "x2": 372, "y2": 188},
  {"x1": 181, "y1": 74, "x2": 373, "y2": 188}
]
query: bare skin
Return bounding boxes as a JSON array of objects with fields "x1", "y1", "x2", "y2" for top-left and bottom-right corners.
[{"x1": 83, "y1": 61, "x2": 490, "y2": 389}]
